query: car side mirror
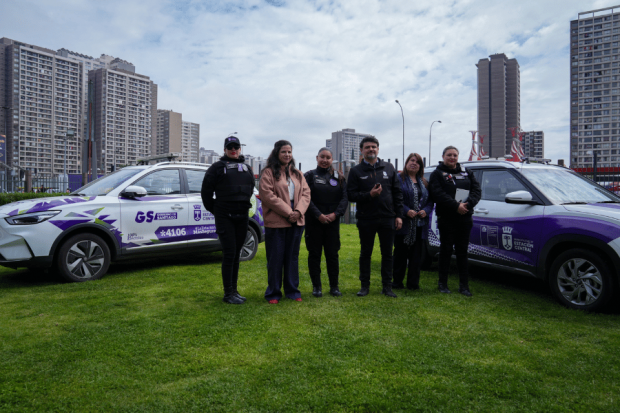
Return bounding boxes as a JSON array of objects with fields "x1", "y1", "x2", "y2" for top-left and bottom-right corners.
[
  {"x1": 121, "y1": 185, "x2": 147, "y2": 199},
  {"x1": 505, "y1": 190, "x2": 538, "y2": 205}
]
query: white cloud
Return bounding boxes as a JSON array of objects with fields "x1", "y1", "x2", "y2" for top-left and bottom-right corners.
[{"x1": 1, "y1": 0, "x2": 596, "y2": 169}]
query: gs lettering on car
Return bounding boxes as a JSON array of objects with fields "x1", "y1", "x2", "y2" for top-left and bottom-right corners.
[
  {"x1": 0, "y1": 162, "x2": 265, "y2": 283},
  {"x1": 424, "y1": 160, "x2": 620, "y2": 312}
]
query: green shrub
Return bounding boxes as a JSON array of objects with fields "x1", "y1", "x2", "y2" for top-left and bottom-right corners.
[{"x1": 0, "y1": 192, "x2": 66, "y2": 206}]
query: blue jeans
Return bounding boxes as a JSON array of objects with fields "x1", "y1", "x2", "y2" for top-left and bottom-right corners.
[{"x1": 264, "y1": 225, "x2": 305, "y2": 300}]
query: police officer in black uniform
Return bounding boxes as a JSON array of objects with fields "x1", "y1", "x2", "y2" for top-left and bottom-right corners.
[
  {"x1": 347, "y1": 136, "x2": 404, "y2": 298},
  {"x1": 304, "y1": 148, "x2": 348, "y2": 297},
  {"x1": 201, "y1": 136, "x2": 255, "y2": 304},
  {"x1": 429, "y1": 145, "x2": 481, "y2": 296}
]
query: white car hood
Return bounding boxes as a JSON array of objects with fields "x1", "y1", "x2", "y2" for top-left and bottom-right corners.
[{"x1": 0, "y1": 196, "x2": 98, "y2": 218}]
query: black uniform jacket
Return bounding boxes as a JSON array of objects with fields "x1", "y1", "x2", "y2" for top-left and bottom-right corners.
[
  {"x1": 200, "y1": 155, "x2": 255, "y2": 215},
  {"x1": 304, "y1": 167, "x2": 348, "y2": 221},
  {"x1": 429, "y1": 161, "x2": 481, "y2": 221},
  {"x1": 347, "y1": 158, "x2": 404, "y2": 221}
]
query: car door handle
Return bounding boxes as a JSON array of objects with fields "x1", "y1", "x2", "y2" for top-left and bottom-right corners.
[
  {"x1": 474, "y1": 208, "x2": 489, "y2": 214},
  {"x1": 171, "y1": 204, "x2": 184, "y2": 210}
]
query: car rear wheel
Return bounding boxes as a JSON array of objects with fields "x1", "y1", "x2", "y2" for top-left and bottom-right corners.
[
  {"x1": 56, "y1": 233, "x2": 111, "y2": 282},
  {"x1": 239, "y1": 226, "x2": 258, "y2": 262},
  {"x1": 549, "y1": 248, "x2": 614, "y2": 311}
]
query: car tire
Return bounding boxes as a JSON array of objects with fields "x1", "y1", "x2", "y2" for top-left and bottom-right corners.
[
  {"x1": 239, "y1": 226, "x2": 258, "y2": 262},
  {"x1": 548, "y1": 248, "x2": 614, "y2": 311},
  {"x1": 56, "y1": 233, "x2": 111, "y2": 282}
]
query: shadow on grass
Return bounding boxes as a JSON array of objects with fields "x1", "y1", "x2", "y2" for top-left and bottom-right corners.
[
  {"x1": 0, "y1": 251, "x2": 226, "y2": 290},
  {"x1": 106, "y1": 251, "x2": 224, "y2": 275}
]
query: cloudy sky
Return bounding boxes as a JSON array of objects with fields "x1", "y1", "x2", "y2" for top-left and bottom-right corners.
[{"x1": 0, "y1": 0, "x2": 608, "y2": 170}]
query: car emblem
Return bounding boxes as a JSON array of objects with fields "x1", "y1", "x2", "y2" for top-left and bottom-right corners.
[{"x1": 194, "y1": 209, "x2": 202, "y2": 221}]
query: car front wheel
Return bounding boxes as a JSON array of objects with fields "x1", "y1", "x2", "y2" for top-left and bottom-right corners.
[
  {"x1": 549, "y1": 248, "x2": 614, "y2": 311},
  {"x1": 56, "y1": 233, "x2": 111, "y2": 282},
  {"x1": 239, "y1": 226, "x2": 258, "y2": 262}
]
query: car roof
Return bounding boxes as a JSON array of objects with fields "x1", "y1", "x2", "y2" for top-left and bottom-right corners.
[
  {"x1": 426, "y1": 160, "x2": 567, "y2": 172},
  {"x1": 122, "y1": 161, "x2": 211, "y2": 171}
]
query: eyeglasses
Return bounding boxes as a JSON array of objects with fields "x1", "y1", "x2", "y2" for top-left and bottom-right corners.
[{"x1": 226, "y1": 144, "x2": 240, "y2": 150}]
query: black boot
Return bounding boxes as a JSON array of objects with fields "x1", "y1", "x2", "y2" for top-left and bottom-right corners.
[
  {"x1": 312, "y1": 286, "x2": 323, "y2": 297},
  {"x1": 357, "y1": 286, "x2": 369, "y2": 297},
  {"x1": 232, "y1": 270, "x2": 246, "y2": 301},
  {"x1": 223, "y1": 293, "x2": 244, "y2": 304},
  {"x1": 382, "y1": 285, "x2": 397, "y2": 298},
  {"x1": 458, "y1": 284, "x2": 473, "y2": 297},
  {"x1": 329, "y1": 286, "x2": 342, "y2": 297},
  {"x1": 438, "y1": 282, "x2": 451, "y2": 294}
]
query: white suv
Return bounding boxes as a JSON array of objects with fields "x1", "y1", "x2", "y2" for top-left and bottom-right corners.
[
  {"x1": 0, "y1": 162, "x2": 265, "y2": 282},
  {"x1": 425, "y1": 161, "x2": 620, "y2": 311}
]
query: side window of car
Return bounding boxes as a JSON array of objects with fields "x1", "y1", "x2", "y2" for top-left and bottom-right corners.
[
  {"x1": 133, "y1": 169, "x2": 181, "y2": 195},
  {"x1": 186, "y1": 169, "x2": 206, "y2": 194},
  {"x1": 480, "y1": 170, "x2": 527, "y2": 202}
]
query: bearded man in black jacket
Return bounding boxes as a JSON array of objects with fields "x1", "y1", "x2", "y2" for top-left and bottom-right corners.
[{"x1": 347, "y1": 136, "x2": 404, "y2": 298}]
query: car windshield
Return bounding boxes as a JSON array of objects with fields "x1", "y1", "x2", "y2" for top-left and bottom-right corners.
[
  {"x1": 521, "y1": 168, "x2": 620, "y2": 204},
  {"x1": 72, "y1": 169, "x2": 143, "y2": 196}
]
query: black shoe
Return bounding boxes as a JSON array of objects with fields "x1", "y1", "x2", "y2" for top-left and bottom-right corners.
[
  {"x1": 357, "y1": 287, "x2": 369, "y2": 297},
  {"x1": 438, "y1": 283, "x2": 451, "y2": 294},
  {"x1": 234, "y1": 291, "x2": 247, "y2": 302},
  {"x1": 312, "y1": 287, "x2": 323, "y2": 298},
  {"x1": 382, "y1": 287, "x2": 397, "y2": 298},
  {"x1": 330, "y1": 287, "x2": 342, "y2": 297},
  {"x1": 223, "y1": 294, "x2": 245, "y2": 304},
  {"x1": 392, "y1": 283, "x2": 405, "y2": 290},
  {"x1": 458, "y1": 287, "x2": 473, "y2": 297}
]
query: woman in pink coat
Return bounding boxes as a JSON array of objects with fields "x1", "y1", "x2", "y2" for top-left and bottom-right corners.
[{"x1": 259, "y1": 140, "x2": 311, "y2": 304}]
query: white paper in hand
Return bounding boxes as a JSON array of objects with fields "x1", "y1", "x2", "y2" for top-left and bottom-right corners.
[{"x1": 455, "y1": 189, "x2": 470, "y2": 203}]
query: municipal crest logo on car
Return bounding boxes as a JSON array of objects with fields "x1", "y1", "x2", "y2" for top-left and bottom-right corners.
[
  {"x1": 502, "y1": 234, "x2": 513, "y2": 250},
  {"x1": 194, "y1": 207, "x2": 202, "y2": 222}
]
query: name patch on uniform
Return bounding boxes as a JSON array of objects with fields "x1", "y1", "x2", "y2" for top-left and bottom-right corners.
[
  {"x1": 360, "y1": 176, "x2": 369, "y2": 180},
  {"x1": 329, "y1": 178, "x2": 338, "y2": 186},
  {"x1": 315, "y1": 178, "x2": 327, "y2": 184},
  {"x1": 227, "y1": 163, "x2": 238, "y2": 169},
  {"x1": 383, "y1": 171, "x2": 388, "y2": 179}
]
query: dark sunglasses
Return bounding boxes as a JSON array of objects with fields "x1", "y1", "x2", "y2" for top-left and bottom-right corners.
[{"x1": 226, "y1": 144, "x2": 240, "y2": 150}]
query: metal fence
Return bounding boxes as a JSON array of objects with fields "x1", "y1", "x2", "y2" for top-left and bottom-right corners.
[
  {"x1": 573, "y1": 169, "x2": 620, "y2": 196},
  {"x1": 0, "y1": 174, "x2": 96, "y2": 193}
]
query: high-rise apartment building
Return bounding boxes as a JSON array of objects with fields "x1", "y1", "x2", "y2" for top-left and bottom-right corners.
[
  {"x1": 522, "y1": 130, "x2": 545, "y2": 159},
  {"x1": 199, "y1": 147, "x2": 219, "y2": 164},
  {"x1": 477, "y1": 53, "x2": 521, "y2": 158},
  {"x1": 156, "y1": 109, "x2": 182, "y2": 156},
  {"x1": 155, "y1": 109, "x2": 199, "y2": 162},
  {"x1": 0, "y1": 37, "x2": 82, "y2": 175},
  {"x1": 55, "y1": 50, "x2": 133, "y2": 143},
  {"x1": 570, "y1": 6, "x2": 620, "y2": 168},
  {"x1": 182, "y1": 120, "x2": 199, "y2": 162},
  {"x1": 326, "y1": 128, "x2": 374, "y2": 166},
  {"x1": 89, "y1": 66, "x2": 157, "y2": 171}
]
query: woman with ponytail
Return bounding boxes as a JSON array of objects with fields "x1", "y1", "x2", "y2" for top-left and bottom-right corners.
[
  {"x1": 303, "y1": 148, "x2": 348, "y2": 297},
  {"x1": 259, "y1": 140, "x2": 311, "y2": 304}
]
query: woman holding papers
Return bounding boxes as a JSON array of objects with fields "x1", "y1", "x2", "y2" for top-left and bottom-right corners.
[
  {"x1": 392, "y1": 153, "x2": 433, "y2": 291},
  {"x1": 429, "y1": 146, "x2": 481, "y2": 296}
]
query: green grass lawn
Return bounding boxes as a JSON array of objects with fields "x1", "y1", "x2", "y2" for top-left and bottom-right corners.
[{"x1": 1, "y1": 224, "x2": 619, "y2": 412}]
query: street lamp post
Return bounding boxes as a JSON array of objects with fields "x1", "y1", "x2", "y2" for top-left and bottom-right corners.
[
  {"x1": 395, "y1": 100, "x2": 404, "y2": 165},
  {"x1": 429, "y1": 120, "x2": 442, "y2": 166}
]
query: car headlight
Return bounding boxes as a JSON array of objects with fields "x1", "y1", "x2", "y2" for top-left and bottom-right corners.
[{"x1": 5, "y1": 211, "x2": 61, "y2": 225}]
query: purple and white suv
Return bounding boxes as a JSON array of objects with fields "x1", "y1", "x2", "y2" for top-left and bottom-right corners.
[
  {"x1": 0, "y1": 162, "x2": 265, "y2": 282},
  {"x1": 425, "y1": 161, "x2": 620, "y2": 311}
]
